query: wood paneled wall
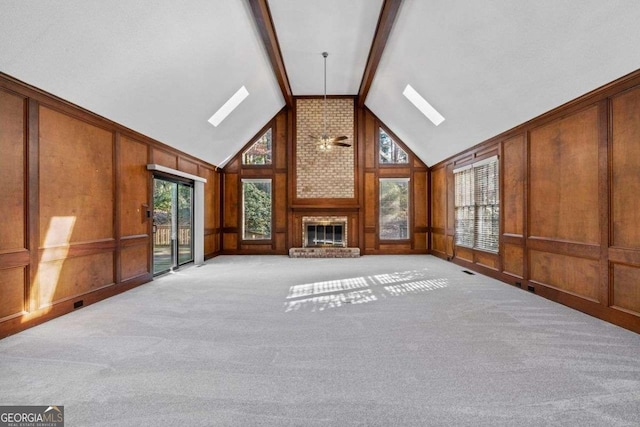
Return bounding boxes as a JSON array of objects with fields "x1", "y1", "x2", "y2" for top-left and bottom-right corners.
[
  {"x1": 430, "y1": 69, "x2": 640, "y2": 333},
  {"x1": 0, "y1": 75, "x2": 221, "y2": 338},
  {"x1": 360, "y1": 109, "x2": 428, "y2": 254},
  {"x1": 222, "y1": 112, "x2": 290, "y2": 254},
  {"x1": 221, "y1": 103, "x2": 428, "y2": 255}
]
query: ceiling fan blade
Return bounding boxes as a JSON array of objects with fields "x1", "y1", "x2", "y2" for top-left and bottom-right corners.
[
  {"x1": 327, "y1": 135, "x2": 348, "y2": 143},
  {"x1": 332, "y1": 140, "x2": 352, "y2": 147}
]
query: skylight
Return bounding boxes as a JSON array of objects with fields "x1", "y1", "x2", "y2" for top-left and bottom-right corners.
[
  {"x1": 402, "y1": 84, "x2": 445, "y2": 126},
  {"x1": 208, "y1": 86, "x2": 249, "y2": 127}
]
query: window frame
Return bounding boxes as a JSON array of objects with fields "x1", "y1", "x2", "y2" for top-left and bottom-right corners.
[
  {"x1": 453, "y1": 155, "x2": 500, "y2": 253},
  {"x1": 378, "y1": 126, "x2": 409, "y2": 166},
  {"x1": 241, "y1": 128, "x2": 273, "y2": 167},
  {"x1": 378, "y1": 177, "x2": 411, "y2": 241},
  {"x1": 241, "y1": 178, "x2": 273, "y2": 241}
]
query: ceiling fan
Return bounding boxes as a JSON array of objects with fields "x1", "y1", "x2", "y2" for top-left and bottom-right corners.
[{"x1": 313, "y1": 52, "x2": 351, "y2": 149}]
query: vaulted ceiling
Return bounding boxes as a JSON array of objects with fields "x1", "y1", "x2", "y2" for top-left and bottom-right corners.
[{"x1": 1, "y1": 1, "x2": 640, "y2": 167}]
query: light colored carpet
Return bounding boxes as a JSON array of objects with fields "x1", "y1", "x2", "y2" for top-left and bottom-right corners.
[{"x1": 1, "y1": 255, "x2": 639, "y2": 426}]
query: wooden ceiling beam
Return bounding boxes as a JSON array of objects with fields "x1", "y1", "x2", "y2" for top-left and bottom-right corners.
[
  {"x1": 247, "y1": 0, "x2": 293, "y2": 107},
  {"x1": 358, "y1": 0, "x2": 403, "y2": 107}
]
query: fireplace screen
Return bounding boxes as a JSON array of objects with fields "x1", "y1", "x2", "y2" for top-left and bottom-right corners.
[{"x1": 304, "y1": 223, "x2": 346, "y2": 247}]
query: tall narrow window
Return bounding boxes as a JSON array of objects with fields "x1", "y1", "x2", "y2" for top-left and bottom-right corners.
[
  {"x1": 454, "y1": 156, "x2": 499, "y2": 252},
  {"x1": 379, "y1": 178, "x2": 410, "y2": 240},
  {"x1": 454, "y1": 168, "x2": 474, "y2": 248},
  {"x1": 242, "y1": 179, "x2": 272, "y2": 240},
  {"x1": 242, "y1": 128, "x2": 272, "y2": 165},
  {"x1": 379, "y1": 128, "x2": 408, "y2": 164}
]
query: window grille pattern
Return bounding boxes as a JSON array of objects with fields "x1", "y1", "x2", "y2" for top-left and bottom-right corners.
[
  {"x1": 379, "y1": 178, "x2": 410, "y2": 240},
  {"x1": 454, "y1": 157, "x2": 499, "y2": 252},
  {"x1": 242, "y1": 128, "x2": 272, "y2": 165},
  {"x1": 379, "y1": 128, "x2": 408, "y2": 164}
]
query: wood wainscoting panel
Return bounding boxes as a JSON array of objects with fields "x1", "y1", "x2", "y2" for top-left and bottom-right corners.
[
  {"x1": 223, "y1": 174, "x2": 238, "y2": 228},
  {"x1": 39, "y1": 106, "x2": 114, "y2": 245},
  {"x1": 152, "y1": 148, "x2": 178, "y2": 169},
  {"x1": 431, "y1": 166, "x2": 446, "y2": 230},
  {"x1": 414, "y1": 232, "x2": 427, "y2": 251},
  {"x1": 529, "y1": 249, "x2": 600, "y2": 302},
  {"x1": 612, "y1": 263, "x2": 640, "y2": 315},
  {"x1": 0, "y1": 267, "x2": 25, "y2": 320},
  {"x1": 38, "y1": 251, "x2": 114, "y2": 308},
  {"x1": 223, "y1": 233, "x2": 238, "y2": 251},
  {"x1": 121, "y1": 244, "x2": 149, "y2": 282},
  {"x1": 502, "y1": 134, "x2": 524, "y2": 236},
  {"x1": 612, "y1": 86, "x2": 640, "y2": 249},
  {"x1": 201, "y1": 166, "x2": 219, "y2": 256},
  {"x1": 0, "y1": 90, "x2": 26, "y2": 252},
  {"x1": 275, "y1": 172, "x2": 287, "y2": 231},
  {"x1": 275, "y1": 112, "x2": 288, "y2": 170},
  {"x1": 364, "y1": 172, "x2": 376, "y2": 228},
  {"x1": 503, "y1": 243, "x2": 524, "y2": 278},
  {"x1": 529, "y1": 106, "x2": 599, "y2": 244},
  {"x1": 431, "y1": 231, "x2": 446, "y2": 255},
  {"x1": 413, "y1": 171, "x2": 427, "y2": 229},
  {"x1": 365, "y1": 232, "x2": 376, "y2": 252},
  {"x1": 178, "y1": 157, "x2": 199, "y2": 176},
  {"x1": 475, "y1": 251, "x2": 499, "y2": 271},
  {"x1": 119, "y1": 136, "x2": 149, "y2": 237},
  {"x1": 455, "y1": 246, "x2": 474, "y2": 263}
]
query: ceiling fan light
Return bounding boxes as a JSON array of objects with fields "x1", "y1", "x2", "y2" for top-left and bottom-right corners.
[{"x1": 403, "y1": 84, "x2": 445, "y2": 126}]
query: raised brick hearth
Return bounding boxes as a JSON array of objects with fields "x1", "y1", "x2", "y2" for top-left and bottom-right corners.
[{"x1": 288, "y1": 247, "x2": 360, "y2": 258}]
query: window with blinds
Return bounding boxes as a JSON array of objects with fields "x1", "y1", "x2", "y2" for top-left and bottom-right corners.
[{"x1": 454, "y1": 156, "x2": 499, "y2": 252}]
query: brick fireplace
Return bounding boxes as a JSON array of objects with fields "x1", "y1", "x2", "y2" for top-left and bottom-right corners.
[{"x1": 289, "y1": 98, "x2": 360, "y2": 258}]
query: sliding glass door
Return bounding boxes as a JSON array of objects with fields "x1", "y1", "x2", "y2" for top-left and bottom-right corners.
[{"x1": 153, "y1": 177, "x2": 193, "y2": 275}]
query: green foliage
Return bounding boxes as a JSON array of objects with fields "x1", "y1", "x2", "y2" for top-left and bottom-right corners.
[
  {"x1": 379, "y1": 128, "x2": 408, "y2": 164},
  {"x1": 243, "y1": 181, "x2": 272, "y2": 239},
  {"x1": 380, "y1": 180, "x2": 409, "y2": 239}
]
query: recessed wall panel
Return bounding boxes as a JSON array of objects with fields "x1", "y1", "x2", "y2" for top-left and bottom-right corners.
[
  {"x1": 39, "y1": 107, "x2": 114, "y2": 246},
  {"x1": 529, "y1": 250, "x2": 599, "y2": 301},
  {"x1": 121, "y1": 244, "x2": 149, "y2": 281},
  {"x1": 0, "y1": 90, "x2": 26, "y2": 251},
  {"x1": 503, "y1": 243, "x2": 524, "y2": 278},
  {"x1": 529, "y1": 106, "x2": 599, "y2": 244},
  {"x1": 0, "y1": 267, "x2": 25, "y2": 319},
  {"x1": 413, "y1": 171, "x2": 427, "y2": 229},
  {"x1": 502, "y1": 134, "x2": 524, "y2": 236},
  {"x1": 38, "y1": 252, "x2": 114, "y2": 308},
  {"x1": 120, "y1": 136, "x2": 149, "y2": 237},
  {"x1": 612, "y1": 86, "x2": 640, "y2": 249},
  {"x1": 612, "y1": 263, "x2": 640, "y2": 315},
  {"x1": 431, "y1": 166, "x2": 446, "y2": 230}
]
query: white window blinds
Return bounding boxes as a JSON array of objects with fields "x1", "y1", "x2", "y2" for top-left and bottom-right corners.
[{"x1": 454, "y1": 156, "x2": 499, "y2": 252}]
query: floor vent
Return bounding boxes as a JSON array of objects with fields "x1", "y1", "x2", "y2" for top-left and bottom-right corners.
[
  {"x1": 74, "y1": 300, "x2": 84, "y2": 309},
  {"x1": 527, "y1": 285, "x2": 535, "y2": 293},
  {"x1": 515, "y1": 281, "x2": 522, "y2": 288},
  {"x1": 462, "y1": 270, "x2": 475, "y2": 275}
]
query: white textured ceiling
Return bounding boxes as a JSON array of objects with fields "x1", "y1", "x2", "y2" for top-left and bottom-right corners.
[
  {"x1": 268, "y1": 0, "x2": 383, "y2": 95},
  {"x1": 367, "y1": 0, "x2": 640, "y2": 165},
  {"x1": 0, "y1": 0, "x2": 284, "y2": 167},
  {"x1": 1, "y1": 1, "x2": 640, "y2": 167}
]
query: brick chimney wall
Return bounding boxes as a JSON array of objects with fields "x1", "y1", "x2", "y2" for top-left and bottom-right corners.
[{"x1": 296, "y1": 98, "x2": 355, "y2": 199}]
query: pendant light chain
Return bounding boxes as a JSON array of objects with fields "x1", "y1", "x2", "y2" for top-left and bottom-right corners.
[{"x1": 322, "y1": 52, "x2": 328, "y2": 139}]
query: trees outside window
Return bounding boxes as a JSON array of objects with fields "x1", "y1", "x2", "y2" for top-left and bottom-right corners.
[
  {"x1": 379, "y1": 128, "x2": 408, "y2": 164},
  {"x1": 242, "y1": 179, "x2": 272, "y2": 240},
  {"x1": 242, "y1": 129, "x2": 272, "y2": 165},
  {"x1": 379, "y1": 178, "x2": 409, "y2": 240}
]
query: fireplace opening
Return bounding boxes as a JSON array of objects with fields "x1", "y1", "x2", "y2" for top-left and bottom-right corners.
[{"x1": 305, "y1": 223, "x2": 346, "y2": 248}]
